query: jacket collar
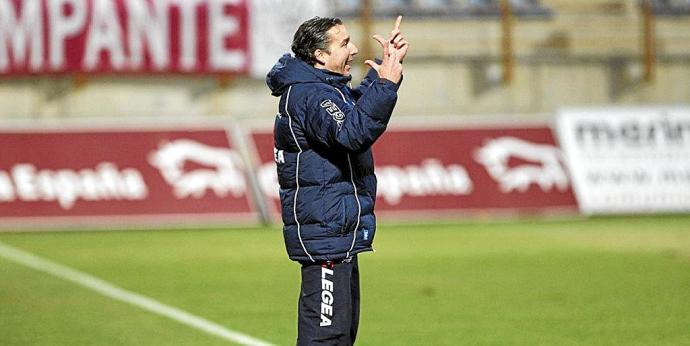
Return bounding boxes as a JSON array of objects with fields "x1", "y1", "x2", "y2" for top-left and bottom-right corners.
[
  {"x1": 314, "y1": 67, "x2": 352, "y2": 88},
  {"x1": 266, "y1": 54, "x2": 351, "y2": 96}
]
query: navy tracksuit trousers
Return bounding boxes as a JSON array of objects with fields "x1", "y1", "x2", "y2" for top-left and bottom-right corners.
[{"x1": 297, "y1": 255, "x2": 360, "y2": 346}]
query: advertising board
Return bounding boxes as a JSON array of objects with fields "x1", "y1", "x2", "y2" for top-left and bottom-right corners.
[
  {"x1": 251, "y1": 123, "x2": 577, "y2": 219},
  {"x1": 556, "y1": 107, "x2": 690, "y2": 214},
  {"x1": 0, "y1": 126, "x2": 257, "y2": 227},
  {"x1": 0, "y1": 0, "x2": 249, "y2": 75}
]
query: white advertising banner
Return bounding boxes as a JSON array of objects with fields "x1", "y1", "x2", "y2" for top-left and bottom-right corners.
[{"x1": 556, "y1": 106, "x2": 690, "y2": 214}]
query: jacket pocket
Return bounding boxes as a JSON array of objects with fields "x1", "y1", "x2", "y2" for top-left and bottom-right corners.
[{"x1": 338, "y1": 200, "x2": 349, "y2": 236}]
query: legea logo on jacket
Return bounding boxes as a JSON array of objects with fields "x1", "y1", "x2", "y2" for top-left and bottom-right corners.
[
  {"x1": 149, "y1": 139, "x2": 247, "y2": 199},
  {"x1": 320, "y1": 99, "x2": 345, "y2": 129}
]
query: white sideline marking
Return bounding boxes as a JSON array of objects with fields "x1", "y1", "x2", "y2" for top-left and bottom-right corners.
[{"x1": 0, "y1": 241, "x2": 274, "y2": 346}]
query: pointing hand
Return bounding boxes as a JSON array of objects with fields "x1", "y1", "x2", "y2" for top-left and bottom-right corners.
[{"x1": 364, "y1": 34, "x2": 402, "y2": 84}]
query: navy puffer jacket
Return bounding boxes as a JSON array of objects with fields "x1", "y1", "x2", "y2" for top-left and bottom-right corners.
[{"x1": 267, "y1": 54, "x2": 399, "y2": 262}]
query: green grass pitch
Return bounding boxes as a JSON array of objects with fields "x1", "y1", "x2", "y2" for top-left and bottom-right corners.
[{"x1": 1, "y1": 215, "x2": 690, "y2": 345}]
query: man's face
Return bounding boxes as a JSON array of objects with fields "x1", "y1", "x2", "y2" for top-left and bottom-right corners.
[{"x1": 318, "y1": 24, "x2": 358, "y2": 76}]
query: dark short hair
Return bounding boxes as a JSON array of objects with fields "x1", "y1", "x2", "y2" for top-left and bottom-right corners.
[{"x1": 292, "y1": 17, "x2": 343, "y2": 65}]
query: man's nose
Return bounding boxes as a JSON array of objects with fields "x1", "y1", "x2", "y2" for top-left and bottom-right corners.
[{"x1": 350, "y1": 43, "x2": 358, "y2": 56}]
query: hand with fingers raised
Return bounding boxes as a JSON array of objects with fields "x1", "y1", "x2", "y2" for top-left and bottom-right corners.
[{"x1": 364, "y1": 35, "x2": 403, "y2": 84}]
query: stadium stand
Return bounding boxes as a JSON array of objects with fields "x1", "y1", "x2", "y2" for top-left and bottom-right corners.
[
  {"x1": 333, "y1": 0, "x2": 553, "y2": 18},
  {"x1": 0, "y1": 0, "x2": 688, "y2": 119},
  {"x1": 650, "y1": 0, "x2": 690, "y2": 15}
]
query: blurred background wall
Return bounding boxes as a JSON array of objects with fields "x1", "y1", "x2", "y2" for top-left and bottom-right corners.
[{"x1": 0, "y1": 0, "x2": 688, "y2": 120}]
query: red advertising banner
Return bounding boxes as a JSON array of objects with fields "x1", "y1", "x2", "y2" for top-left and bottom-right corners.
[
  {"x1": 0, "y1": 0, "x2": 249, "y2": 75},
  {"x1": 251, "y1": 124, "x2": 577, "y2": 218},
  {"x1": 0, "y1": 127, "x2": 256, "y2": 227}
]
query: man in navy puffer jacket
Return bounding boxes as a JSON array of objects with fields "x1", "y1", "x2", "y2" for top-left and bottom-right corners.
[{"x1": 267, "y1": 16, "x2": 407, "y2": 345}]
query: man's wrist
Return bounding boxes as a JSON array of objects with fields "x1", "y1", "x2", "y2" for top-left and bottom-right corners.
[{"x1": 378, "y1": 78, "x2": 400, "y2": 91}]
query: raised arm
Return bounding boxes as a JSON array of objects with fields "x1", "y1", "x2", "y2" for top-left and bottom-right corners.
[{"x1": 300, "y1": 81, "x2": 399, "y2": 152}]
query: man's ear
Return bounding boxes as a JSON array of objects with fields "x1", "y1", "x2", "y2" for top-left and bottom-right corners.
[{"x1": 313, "y1": 49, "x2": 326, "y2": 65}]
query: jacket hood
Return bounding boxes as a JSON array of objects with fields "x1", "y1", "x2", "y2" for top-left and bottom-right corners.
[{"x1": 266, "y1": 53, "x2": 352, "y2": 96}]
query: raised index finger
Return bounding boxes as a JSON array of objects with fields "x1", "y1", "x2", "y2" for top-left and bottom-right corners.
[{"x1": 393, "y1": 15, "x2": 402, "y2": 32}]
